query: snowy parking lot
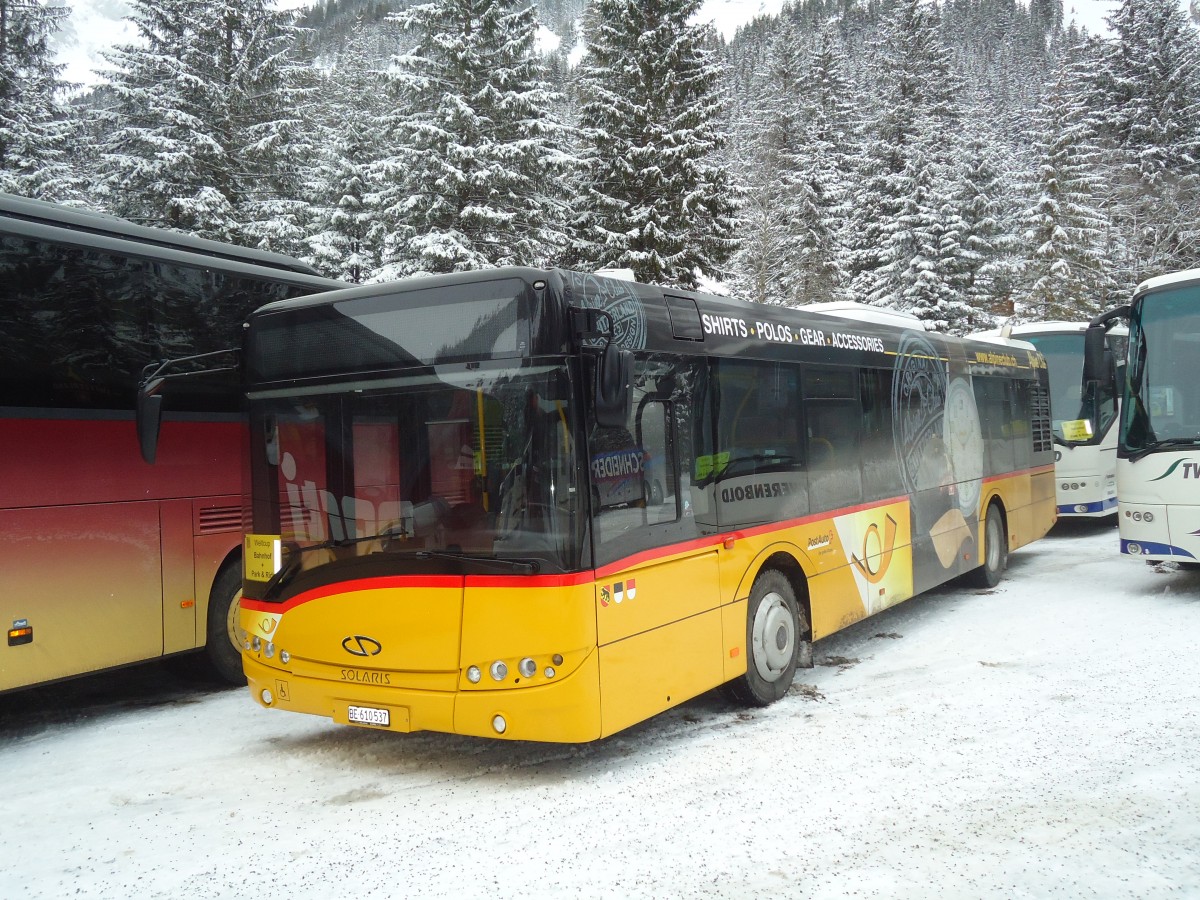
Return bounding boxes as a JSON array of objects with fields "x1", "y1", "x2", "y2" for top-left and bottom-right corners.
[{"x1": 3, "y1": 517, "x2": 1199, "y2": 899}]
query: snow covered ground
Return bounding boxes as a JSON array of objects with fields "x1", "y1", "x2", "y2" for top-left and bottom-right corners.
[{"x1": 3, "y1": 517, "x2": 1199, "y2": 899}]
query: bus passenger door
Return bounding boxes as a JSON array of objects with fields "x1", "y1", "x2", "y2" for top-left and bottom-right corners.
[{"x1": 589, "y1": 358, "x2": 725, "y2": 736}]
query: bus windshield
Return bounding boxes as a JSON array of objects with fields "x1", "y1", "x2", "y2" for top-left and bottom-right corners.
[
  {"x1": 1025, "y1": 332, "x2": 1117, "y2": 444},
  {"x1": 247, "y1": 364, "x2": 584, "y2": 588},
  {"x1": 1123, "y1": 285, "x2": 1200, "y2": 454}
]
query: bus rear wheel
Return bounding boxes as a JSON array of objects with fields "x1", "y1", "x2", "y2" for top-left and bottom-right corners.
[
  {"x1": 725, "y1": 570, "x2": 799, "y2": 707},
  {"x1": 205, "y1": 563, "x2": 247, "y2": 685},
  {"x1": 970, "y1": 503, "x2": 1008, "y2": 588}
]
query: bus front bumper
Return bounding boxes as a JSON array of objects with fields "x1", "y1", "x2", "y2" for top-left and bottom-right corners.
[{"x1": 242, "y1": 651, "x2": 604, "y2": 743}]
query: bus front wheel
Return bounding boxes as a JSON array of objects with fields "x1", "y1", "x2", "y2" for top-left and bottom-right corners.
[
  {"x1": 205, "y1": 563, "x2": 247, "y2": 685},
  {"x1": 725, "y1": 570, "x2": 799, "y2": 707},
  {"x1": 970, "y1": 503, "x2": 1008, "y2": 588}
]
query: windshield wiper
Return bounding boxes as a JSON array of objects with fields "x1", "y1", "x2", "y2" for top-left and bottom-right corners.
[
  {"x1": 1128, "y1": 436, "x2": 1200, "y2": 462},
  {"x1": 415, "y1": 550, "x2": 540, "y2": 575},
  {"x1": 264, "y1": 526, "x2": 407, "y2": 595}
]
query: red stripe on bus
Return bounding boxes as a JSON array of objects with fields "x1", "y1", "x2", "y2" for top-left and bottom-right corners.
[
  {"x1": 592, "y1": 493, "x2": 909, "y2": 578},
  {"x1": 244, "y1": 477, "x2": 1043, "y2": 613},
  {"x1": 240, "y1": 571, "x2": 595, "y2": 613},
  {"x1": 983, "y1": 463, "x2": 1054, "y2": 484},
  {"x1": 241, "y1": 575, "x2": 461, "y2": 614}
]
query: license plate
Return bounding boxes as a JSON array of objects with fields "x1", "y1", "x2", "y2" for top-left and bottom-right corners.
[{"x1": 347, "y1": 705, "x2": 390, "y2": 727}]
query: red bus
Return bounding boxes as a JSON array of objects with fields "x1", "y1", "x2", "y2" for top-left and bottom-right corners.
[{"x1": 0, "y1": 193, "x2": 340, "y2": 691}]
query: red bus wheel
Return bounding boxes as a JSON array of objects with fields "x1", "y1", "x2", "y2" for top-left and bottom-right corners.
[{"x1": 205, "y1": 564, "x2": 247, "y2": 685}]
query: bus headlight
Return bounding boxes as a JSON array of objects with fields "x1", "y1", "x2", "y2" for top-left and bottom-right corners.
[
  {"x1": 251, "y1": 636, "x2": 261, "y2": 652},
  {"x1": 280, "y1": 650, "x2": 290, "y2": 665},
  {"x1": 518, "y1": 657, "x2": 537, "y2": 678},
  {"x1": 1143, "y1": 512, "x2": 1154, "y2": 523},
  {"x1": 265, "y1": 642, "x2": 275, "y2": 659},
  {"x1": 1133, "y1": 512, "x2": 1142, "y2": 521},
  {"x1": 490, "y1": 660, "x2": 508, "y2": 681},
  {"x1": 467, "y1": 666, "x2": 481, "y2": 683}
]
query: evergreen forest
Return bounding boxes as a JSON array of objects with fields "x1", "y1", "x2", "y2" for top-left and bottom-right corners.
[{"x1": 6, "y1": 0, "x2": 1200, "y2": 332}]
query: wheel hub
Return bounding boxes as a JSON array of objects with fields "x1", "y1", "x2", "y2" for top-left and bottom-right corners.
[{"x1": 752, "y1": 591, "x2": 795, "y2": 682}]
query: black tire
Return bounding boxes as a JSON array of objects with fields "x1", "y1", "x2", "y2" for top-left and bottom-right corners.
[
  {"x1": 725, "y1": 570, "x2": 800, "y2": 707},
  {"x1": 205, "y1": 563, "x2": 247, "y2": 685},
  {"x1": 970, "y1": 503, "x2": 1008, "y2": 588}
]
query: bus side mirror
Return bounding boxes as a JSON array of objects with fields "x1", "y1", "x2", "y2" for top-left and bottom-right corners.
[
  {"x1": 1082, "y1": 324, "x2": 1108, "y2": 384},
  {"x1": 1082, "y1": 304, "x2": 1130, "y2": 384},
  {"x1": 595, "y1": 343, "x2": 633, "y2": 428},
  {"x1": 136, "y1": 377, "x2": 165, "y2": 464}
]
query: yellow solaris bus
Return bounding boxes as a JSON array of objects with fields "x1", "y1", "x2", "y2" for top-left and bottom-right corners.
[{"x1": 225, "y1": 268, "x2": 1055, "y2": 741}]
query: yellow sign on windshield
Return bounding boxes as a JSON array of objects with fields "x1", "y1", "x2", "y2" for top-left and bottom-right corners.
[
  {"x1": 1061, "y1": 419, "x2": 1094, "y2": 442},
  {"x1": 245, "y1": 534, "x2": 282, "y2": 582}
]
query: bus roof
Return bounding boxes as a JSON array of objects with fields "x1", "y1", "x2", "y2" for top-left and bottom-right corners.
[
  {"x1": 799, "y1": 301, "x2": 926, "y2": 330},
  {"x1": 964, "y1": 332, "x2": 1037, "y2": 352},
  {"x1": 1135, "y1": 267, "x2": 1200, "y2": 297},
  {"x1": 973, "y1": 321, "x2": 1127, "y2": 341},
  {"x1": 247, "y1": 267, "x2": 1053, "y2": 387},
  {"x1": 0, "y1": 192, "x2": 324, "y2": 277}
]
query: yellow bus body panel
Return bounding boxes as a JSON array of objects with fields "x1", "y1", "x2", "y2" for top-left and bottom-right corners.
[
  {"x1": 598, "y1": 607, "x2": 725, "y2": 737},
  {"x1": 252, "y1": 582, "x2": 464, "y2": 675},
  {"x1": 595, "y1": 550, "x2": 721, "y2": 646},
  {"x1": 460, "y1": 581, "x2": 596, "y2": 676}
]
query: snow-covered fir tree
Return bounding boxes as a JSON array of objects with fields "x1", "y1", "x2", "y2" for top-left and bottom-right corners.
[
  {"x1": 1092, "y1": 0, "x2": 1200, "y2": 285},
  {"x1": 0, "y1": 0, "x2": 79, "y2": 201},
  {"x1": 847, "y1": 0, "x2": 977, "y2": 332},
  {"x1": 573, "y1": 0, "x2": 737, "y2": 288},
  {"x1": 306, "y1": 124, "x2": 383, "y2": 283},
  {"x1": 303, "y1": 26, "x2": 389, "y2": 282},
  {"x1": 727, "y1": 19, "x2": 807, "y2": 305},
  {"x1": 374, "y1": 0, "x2": 572, "y2": 277},
  {"x1": 1017, "y1": 38, "x2": 1114, "y2": 322},
  {"x1": 787, "y1": 23, "x2": 855, "y2": 307},
  {"x1": 954, "y1": 132, "x2": 1022, "y2": 321},
  {"x1": 94, "y1": 0, "x2": 314, "y2": 253}
]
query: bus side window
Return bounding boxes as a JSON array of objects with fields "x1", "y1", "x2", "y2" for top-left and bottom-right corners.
[
  {"x1": 803, "y1": 368, "x2": 863, "y2": 512},
  {"x1": 972, "y1": 376, "x2": 1013, "y2": 477},
  {"x1": 590, "y1": 355, "x2": 701, "y2": 567},
  {"x1": 1011, "y1": 381, "x2": 1033, "y2": 471},
  {"x1": 861, "y1": 368, "x2": 903, "y2": 501}
]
